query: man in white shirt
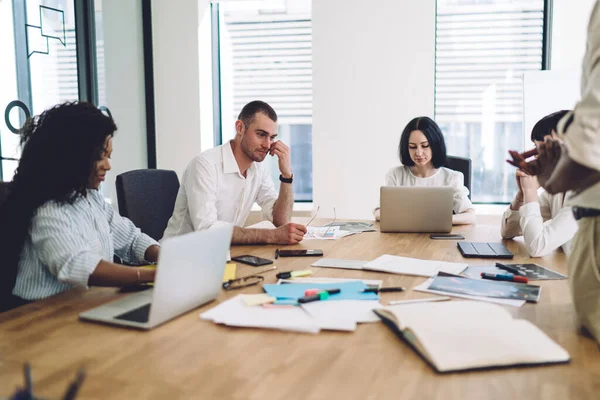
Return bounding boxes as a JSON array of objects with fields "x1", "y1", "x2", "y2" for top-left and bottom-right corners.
[
  {"x1": 515, "y1": 1, "x2": 600, "y2": 342},
  {"x1": 163, "y1": 101, "x2": 307, "y2": 244},
  {"x1": 501, "y1": 111, "x2": 578, "y2": 257}
]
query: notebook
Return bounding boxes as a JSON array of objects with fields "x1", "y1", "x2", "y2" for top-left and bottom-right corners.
[
  {"x1": 374, "y1": 301, "x2": 570, "y2": 373},
  {"x1": 363, "y1": 254, "x2": 467, "y2": 277},
  {"x1": 457, "y1": 242, "x2": 514, "y2": 259}
]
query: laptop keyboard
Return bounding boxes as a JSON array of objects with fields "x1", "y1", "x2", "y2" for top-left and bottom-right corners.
[{"x1": 114, "y1": 303, "x2": 151, "y2": 323}]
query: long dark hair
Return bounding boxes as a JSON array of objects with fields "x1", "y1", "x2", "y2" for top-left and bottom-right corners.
[
  {"x1": 0, "y1": 102, "x2": 116, "y2": 303},
  {"x1": 398, "y1": 116, "x2": 448, "y2": 168}
]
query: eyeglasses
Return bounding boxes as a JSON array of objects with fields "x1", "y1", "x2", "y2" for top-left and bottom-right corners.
[
  {"x1": 222, "y1": 265, "x2": 277, "y2": 290},
  {"x1": 306, "y1": 206, "x2": 337, "y2": 239}
]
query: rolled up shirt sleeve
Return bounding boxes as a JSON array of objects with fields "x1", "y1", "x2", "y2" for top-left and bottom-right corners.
[
  {"x1": 558, "y1": 2, "x2": 600, "y2": 172},
  {"x1": 103, "y1": 201, "x2": 159, "y2": 264},
  {"x1": 31, "y1": 206, "x2": 102, "y2": 287},
  {"x1": 519, "y1": 202, "x2": 578, "y2": 257}
]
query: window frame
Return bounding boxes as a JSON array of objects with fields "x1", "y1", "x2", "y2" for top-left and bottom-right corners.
[{"x1": 433, "y1": 0, "x2": 553, "y2": 205}]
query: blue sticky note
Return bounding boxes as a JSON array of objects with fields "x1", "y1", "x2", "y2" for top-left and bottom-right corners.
[{"x1": 263, "y1": 281, "x2": 379, "y2": 301}]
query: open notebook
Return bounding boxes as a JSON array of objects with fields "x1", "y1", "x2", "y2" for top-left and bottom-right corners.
[{"x1": 374, "y1": 301, "x2": 570, "y2": 373}]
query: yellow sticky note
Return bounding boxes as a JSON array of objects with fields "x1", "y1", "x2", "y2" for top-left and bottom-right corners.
[
  {"x1": 223, "y1": 263, "x2": 236, "y2": 283},
  {"x1": 242, "y1": 294, "x2": 276, "y2": 306}
]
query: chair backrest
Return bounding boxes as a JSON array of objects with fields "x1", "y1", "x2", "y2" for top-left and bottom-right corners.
[
  {"x1": 116, "y1": 169, "x2": 180, "y2": 241},
  {"x1": 445, "y1": 156, "x2": 472, "y2": 200}
]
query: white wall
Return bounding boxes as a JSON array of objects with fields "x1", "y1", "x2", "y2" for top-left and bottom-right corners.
[
  {"x1": 551, "y1": 0, "x2": 596, "y2": 70},
  {"x1": 523, "y1": 69, "x2": 581, "y2": 146},
  {"x1": 152, "y1": 0, "x2": 205, "y2": 176},
  {"x1": 102, "y1": 0, "x2": 148, "y2": 207},
  {"x1": 312, "y1": 0, "x2": 435, "y2": 219}
]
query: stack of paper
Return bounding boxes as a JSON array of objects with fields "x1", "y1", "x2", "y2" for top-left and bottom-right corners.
[
  {"x1": 201, "y1": 295, "x2": 321, "y2": 333},
  {"x1": 201, "y1": 280, "x2": 385, "y2": 332},
  {"x1": 363, "y1": 254, "x2": 467, "y2": 277}
]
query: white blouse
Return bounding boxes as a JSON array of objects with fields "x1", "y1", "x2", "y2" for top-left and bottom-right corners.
[
  {"x1": 501, "y1": 191, "x2": 578, "y2": 257},
  {"x1": 375, "y1": 166, "x2": 473, "y2": 214}
]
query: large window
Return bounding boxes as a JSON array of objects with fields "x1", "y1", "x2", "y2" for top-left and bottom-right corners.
[
  {"x1": 435, "y1": 0, "x2": 547, "y2": 203},
  {"x1": 0, "y1": 0, "x2": 106, "y2": 182},
  {"x1": 213, "y1": 0, "x2": 313, "y2": 201}
]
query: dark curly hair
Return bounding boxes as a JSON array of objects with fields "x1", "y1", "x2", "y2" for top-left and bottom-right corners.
[
  {"x1": 399, "y1": 116, "x2": 448, "y2": 168},
  {"x1": 0, "y1": 102, "x2": 116, "y2": 307}
]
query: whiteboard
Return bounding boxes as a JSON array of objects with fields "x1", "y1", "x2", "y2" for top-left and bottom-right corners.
[{"x1": 523, "y1": 69, "x2": 581, "y2": 147}]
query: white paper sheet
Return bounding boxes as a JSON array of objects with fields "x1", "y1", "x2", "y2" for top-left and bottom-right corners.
[
  {"x1": 301, "y1": 300, "x2": 382, "y2": 324},
  {"x1": 363, "y1": 254, "x2": 467, "y2": 277},
  {"x1": 413, "y1": 278, "x2": 526, "y2": 307},
  {"x1": 200, "y1": 295, "x2": 320, "y2": 333}
]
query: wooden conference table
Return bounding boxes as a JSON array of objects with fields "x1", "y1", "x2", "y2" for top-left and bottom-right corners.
[{"x1": 1, "y1": 216, "x2": 599, "y2": 400}]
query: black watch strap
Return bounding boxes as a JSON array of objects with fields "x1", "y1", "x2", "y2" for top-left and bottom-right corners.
[{"x1": 279, "y1": 174, "x2": 293, "y2": 183}]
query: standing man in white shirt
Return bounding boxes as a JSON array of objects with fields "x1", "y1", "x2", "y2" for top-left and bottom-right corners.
[
  {"x1": 513, "y1": 1, "x2": 600, "y2": 343},
  {"x1": 501, "y1": 110, "x2": 578, "y2": 257},
  {"x1": 163, "y1": 101, "x2": 307, "y2": 244}
]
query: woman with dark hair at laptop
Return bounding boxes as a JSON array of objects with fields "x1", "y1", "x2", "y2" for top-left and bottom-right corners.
[
  {"x1": 374, "y1": 116, "x2": 476, "y2": 225},
  {"x1": 501, "y1": 110, "x2": 578, "y2": 257},
  {"x1": 0, "y1": 102, "x2": 160, "y2": 312}
]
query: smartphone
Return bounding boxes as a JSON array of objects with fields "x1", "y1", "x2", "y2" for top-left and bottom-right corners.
[
  {"x1": 231, "y1": 255, "x2": 274, "y2": 267},
  {"x1": 276, "y1": 249, "x2": 324, "y2": 257},
  {"x1": 430, "y1": 234, "x2": 465, "y2": 240}
]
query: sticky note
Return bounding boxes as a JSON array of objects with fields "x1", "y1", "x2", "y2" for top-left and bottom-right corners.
[
  {"x1": 242, "y1": 294, "x2": 276, "y2": 306},
  {"x1": 223, "y1": 263, "x2": 236, "y2": 283}
]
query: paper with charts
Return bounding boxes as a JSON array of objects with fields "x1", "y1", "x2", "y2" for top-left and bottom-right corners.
[{"x1": 363, "y1": 254, "x2": 467, "y2": 277}]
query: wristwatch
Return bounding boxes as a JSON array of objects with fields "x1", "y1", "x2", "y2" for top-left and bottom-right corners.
[{"x1": 279, "y1": 174, "x2": 293, "y2": 184}]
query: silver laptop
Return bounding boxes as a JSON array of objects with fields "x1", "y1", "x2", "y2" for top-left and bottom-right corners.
[
  {"x1": 79, "y1": 224, "x2": 233, "y2": 330},
  {"x1": 380, "y1": 186, "x2": 453, "y2": 233}
]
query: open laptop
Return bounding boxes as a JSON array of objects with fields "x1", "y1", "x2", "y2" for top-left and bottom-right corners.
[
  {"x1": 380, "y1": 186, "x2": 453, "y2": 233},
  {"x1": 79, "y1": 224, "x2": 233, "y2": 330}
]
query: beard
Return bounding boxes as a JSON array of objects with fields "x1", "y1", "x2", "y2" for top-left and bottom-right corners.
[{"x1": 241, "y1": 136, "x2": 268, "y2": 162}]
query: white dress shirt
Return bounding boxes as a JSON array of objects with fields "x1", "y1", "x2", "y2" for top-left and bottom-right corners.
[
  {"x1": 501, "y1": 191, "x2": 578, "y2": 257},
  {"x1": 163, "y1": 141, "x2": 279, "y2": 239},
  {"x1": 375, "y1": 166, "x2": 473, "y2": 214},
  {"x1": 557, "y1": 1, "x2": 600, "y2": 208},
  {"x1": 14, "y1": 189, "x2": 158, "y2": 300}
]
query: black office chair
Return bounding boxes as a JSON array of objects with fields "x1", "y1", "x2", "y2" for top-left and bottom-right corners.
[
  {"x1": 116, "y1": 169, "x2": 180, "y2": 241},
  {"x1": 445, "y1": 156, "x2": 472, "y2": 200}
]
